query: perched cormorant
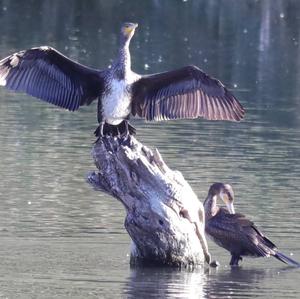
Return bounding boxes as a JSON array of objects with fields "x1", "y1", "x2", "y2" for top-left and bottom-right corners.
[
  {"x1": 204, "y1": 183, "x2": 300, "y2": 267},
  {"x1": 0, "y1": 23, "x2": 245, "y2": 137}
]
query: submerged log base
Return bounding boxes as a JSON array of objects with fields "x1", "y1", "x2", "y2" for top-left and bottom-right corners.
[{"x1": 87, "y1": 135, "x2": 211, "y2": 267}]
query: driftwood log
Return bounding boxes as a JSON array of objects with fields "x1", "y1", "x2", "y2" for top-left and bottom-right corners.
[{"x1": 87, "y1": 136, "x2": 211, "y2": 267}]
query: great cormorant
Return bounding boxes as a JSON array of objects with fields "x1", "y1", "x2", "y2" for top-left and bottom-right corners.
[
  {"x1": 0, "y1": 23, "x2": 245, "y2": 137},
  {"x1": 204, "y1": 183, "x2": 300, "y2": 267}
]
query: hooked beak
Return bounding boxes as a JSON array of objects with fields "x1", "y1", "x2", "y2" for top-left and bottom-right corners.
[
  {"x1": 225, "y1": 201, "x2": 235, "y2": 214},
  {"x1": 220, "y1": 193, "x2": 235, "y2": 214},
  {"x1": 124, "y1": 23, "x2": 138, "y2": 36}
]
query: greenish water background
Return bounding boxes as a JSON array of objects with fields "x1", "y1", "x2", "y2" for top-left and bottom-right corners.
[{"x1": 0, "y1": 1, "x2": 299, "y2": 298}]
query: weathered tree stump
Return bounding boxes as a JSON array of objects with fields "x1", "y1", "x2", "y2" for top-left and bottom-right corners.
[{"x1": 87, "y1": 136, "x2": 211, "y2": 267}]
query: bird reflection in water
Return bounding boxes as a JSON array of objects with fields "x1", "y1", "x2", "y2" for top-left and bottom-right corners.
[
  {"x1": 124, "y1": 267, "x2": 206, "y2": 299},
  {"x1": 205, "y1": 267, "x2": 279, "y2": 299},
  {"x1": 124, "y1": 265, "x2": 295, "y2": 299}
]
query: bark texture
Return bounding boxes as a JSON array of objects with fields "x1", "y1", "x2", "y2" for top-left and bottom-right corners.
[{"x1": 87, "y1": 136, "x2": 210, "y2": 267}]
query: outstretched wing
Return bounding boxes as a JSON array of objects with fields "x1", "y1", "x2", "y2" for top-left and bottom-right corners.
[
  {"x1": 0, "y1": 46, "x2": 105, "y2": 111},
  {"x1": 131, "y1": 65, "x2": 245, "y2": 121}
]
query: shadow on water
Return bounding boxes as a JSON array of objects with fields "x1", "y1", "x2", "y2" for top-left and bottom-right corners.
[{"x1": 124, "y1": 265, "x2": 299, "y2": 299}]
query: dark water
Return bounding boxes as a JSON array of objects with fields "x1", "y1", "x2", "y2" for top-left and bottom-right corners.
[{"x1": 0, "y1": 0, "x2": 299, "y2": 298}]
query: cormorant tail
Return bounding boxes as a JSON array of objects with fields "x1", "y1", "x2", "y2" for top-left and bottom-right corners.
[{"x1": 275, "y1": 252, "x2": 300, "y2": 267}]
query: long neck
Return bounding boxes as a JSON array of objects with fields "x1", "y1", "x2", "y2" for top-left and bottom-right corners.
[
  {"x1": 113, "y1": 37, "x2": 131, "y2": 78},
  {"x1": 203, "y1": 194, "x2": 219, "y2": 220}
]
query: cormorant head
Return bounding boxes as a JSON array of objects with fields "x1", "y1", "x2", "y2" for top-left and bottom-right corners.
[
  {"x1": 121, "y1": 22, "x2": 138, "y2": 42},
  {"x1": 208, "y1": 183, "x2": 235, "y2": 214}
]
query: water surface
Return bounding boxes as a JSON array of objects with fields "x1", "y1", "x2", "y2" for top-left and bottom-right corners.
[{"x1": 0, "y1": 1, "x2": 299, "y2": 298}]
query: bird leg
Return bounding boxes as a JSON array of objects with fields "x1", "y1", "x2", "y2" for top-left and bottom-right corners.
[
  {"x1": 94, "y1": 121, "x2": 105, "y2": 143},
  {"x1": 122, "y1": 120, "x2": 129, "y2": 139},
  {"x1": 116, "y1": 126, "x2": 121, "y2": 137},
  {"x1": 99, "y1": 121, "x2": 105, "y2": 137},
  {"x1": 229, "y1": 255, "x2": 242, "y2": 266}
]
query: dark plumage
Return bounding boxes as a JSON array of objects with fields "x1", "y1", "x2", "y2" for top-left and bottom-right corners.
[
  {"x1": 0, "y1": 23, "x2": 245, "y2": 137},
  {"x1": 204, "y1": 183, "x2": 300, "y2": 267},
  {"x1": 0, "y1": 46, "x2": 103, "y2": 110},
  {"x1": 131, "y1": 66, "x2": 244, "y2": 122}
]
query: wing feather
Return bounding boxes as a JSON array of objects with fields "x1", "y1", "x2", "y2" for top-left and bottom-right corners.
[
  {"x1": 131, "y1": 65, "x2": 245, "y2": 121},
  {"x1": 0, "y1": 46, "x2": 104, "y2": 111},
  {"x1": 206, "y1": 209, "x2": 278, "y2": 258}
]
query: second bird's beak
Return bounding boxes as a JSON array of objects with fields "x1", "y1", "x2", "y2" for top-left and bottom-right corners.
[
  {"x1": 220, "y1": 193, "x2": 235, "y2": 214},
  {"x1": 225, "y1": 201, "x2": 235, "y2": 214}
]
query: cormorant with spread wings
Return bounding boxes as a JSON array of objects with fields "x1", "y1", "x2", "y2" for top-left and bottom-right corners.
[{"x1": 0, "y1": 23, "x2": 245, "y2": 137}]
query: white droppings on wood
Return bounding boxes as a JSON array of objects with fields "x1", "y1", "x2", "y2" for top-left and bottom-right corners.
[{"x1": 87, "y1": 136, "x2": 211, "y2": 267}]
